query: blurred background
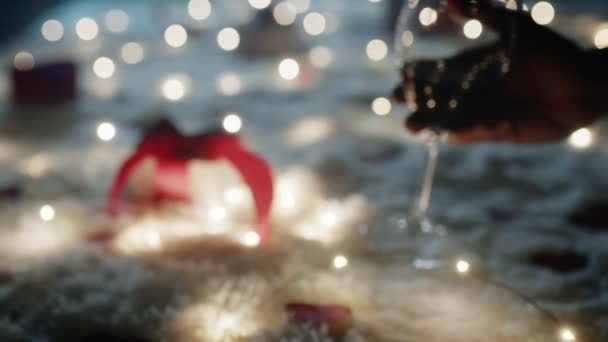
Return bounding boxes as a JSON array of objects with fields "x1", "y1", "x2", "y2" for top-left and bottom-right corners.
[{"x1": 1, "y1": 0, "x2": 608, "y2": 341}]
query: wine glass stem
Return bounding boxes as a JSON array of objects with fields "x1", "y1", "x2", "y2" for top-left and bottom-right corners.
[{"x1": 411, "y1": 138, "x2": 438, "y2": 219}]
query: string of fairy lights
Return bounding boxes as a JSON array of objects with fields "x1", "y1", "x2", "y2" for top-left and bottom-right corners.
[{"x1": 5, "y1": 0, "x2": 608, "y2": 340}]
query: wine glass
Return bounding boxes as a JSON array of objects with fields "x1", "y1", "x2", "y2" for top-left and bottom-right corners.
[{"x1": 366, "y1": 0, "x2": 524, "y2": 257}]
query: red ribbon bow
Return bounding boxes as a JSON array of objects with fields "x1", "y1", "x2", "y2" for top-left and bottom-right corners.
[{"x1": 107, "y1": 119, "x2": 274, "y2": 244}]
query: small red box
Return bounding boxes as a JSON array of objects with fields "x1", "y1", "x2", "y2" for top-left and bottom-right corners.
[{"x1": 11, "y1": 62, "x2": 77, "y2": 104}]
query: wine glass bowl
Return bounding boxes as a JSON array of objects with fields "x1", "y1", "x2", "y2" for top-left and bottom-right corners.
[{"x1": 365, "y1": 0, "x2": 524, "y2": 256}]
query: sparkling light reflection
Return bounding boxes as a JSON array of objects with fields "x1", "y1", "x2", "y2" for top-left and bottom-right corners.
[
  {"x1": 41, "y1": 19, "x2": 64, "y2": 41},
  {"x1": 463, "y1": 19, "x2": 483, "y2": 39},
  {"x1": 303, "y1": 12, "x2": 326, "y2": 36},
  {"x1": 222, "y1": 114, "x2": 242, "y2": 134},
  {"x1": 531, "y1": 1, "x2": 555, "y2": 26},
  {"x1": 39, "y1": 205, "x2": 55, "y2": 222},
  {"x1": 14, "y1": 51, "x2": 35, "y2": 71},
  {"x1": 76, "y1": 17, "x2": 99, "y2": 40},
  {"x1": 273, "y1": 2, "x2": 297, "y2": 26},
  {"x1": 164, "y1": 24, "x2": 188, "y2": 48},
  {"x1": 93, "y1": 57, "x2": 115, "y2": 79},
  {"x1": 366, "y1": 39, "x2": 388, "y2": 61},
  {"x1": 97, "y1": 122, "x2": 116, "y2": 142},
  {"x1": 568, "y1": 128, "x2": 593, "y2": 149},
  {"x1": 217, "y1": 27, "x2": 240, "y2": 51},
  {"x1": 372, "y1": 97, "x2": 391, "y2": 116},
  {"x1": 105, "y1": 9, "x2": 129, "y2": 33},
  {"x1": 278, "y1": 58, "x2": 300, "y2": 80},
  {"x1": 419, "y1": 7, "x2": 438, "y2": 26},
  {"x1": 188, "y1": 0, "x2": 212, "y2": 20},
  {"x1": 121, "y1": 42, "x2": 144, "y2": 64}
]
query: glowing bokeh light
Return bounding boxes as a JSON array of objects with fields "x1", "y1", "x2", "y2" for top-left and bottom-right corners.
[
  {"x1": 559, "y1": 328, "x2": 576, "y2": 341},
  {"x1": 208, "y1": 206, "x2": 227, "y2": 221},
  {"x1": 222, "y1": 114, "x2": 243, "y2": 134},
  {"x1": 456, "y1": 260, "x2": 471, "y2": 274},
  {"x1": 303, "y1": 12, "x2": 326, "y2": 36},
  {"x1": 14, "y1": 51, "x2": 35, "y2": 71},
  {"x1": 568, "y1": 128, "x2": 593, "y2": 149},
  {"x1": 105, "y1": 9, "x2": 129, "y2": 33},
  {"x1": 76, "y1": 17, "x2": 99, "y2": 40},
  {"x1": 401, "y1": 30, "x2": 414, "y2": 47},
  {"x1": 273, "y1": 2, "x2": 297, "y2": 26},
  {"x1": 278, "y1": 58, "x2": 300, "y2": 80},
  {"x1": 240, "y1": 231, "x2": 261, "y2": 247},
  {"x1": 366, "y1": 39, "x2": 388, "y2": 61},
  {"x1": 217, "y1": 27, "x2": 240, "y2": 51},
  {"x1": 419, "y1": 7, "x2": 438, "y2": 26},
  {"x1": 372, "y1": 97, "x2": 391, "y2": 116},
  {"x1": 161, "y1": 75, "x2": 189, "y2": 101},
  {"x1": 333, "y1": 255, "x2": 348, "y2": 269},
  {"x1": 320, "y1": 210, "x2": 338, "y2": 227},
  {"x1": 164, "y1": 24, "x2": 188, "y2": 48},
  {"x1": 594, "y1": 27, "x2": 608, "y2": 49},
  {"x1": 121, "y1": 42, "x2": 144, "y2": 64},
  {"x1": 188, "y1": 0, "x2": 212, "y2": 20},
  {"x1": 39, "y1": 205, "x2": 55, "y2": 222},
  {"x1": 93, "y1": 57, "x2": 115, "y2": 79},
  {"x1": 97, "y1": 122, "x2": 116, "y2": 142},
  {"x1": 248, "y1": 0, "x2": 271, "y2": 10},
  {"x1": 463, "y1": 19, "x2": 483, "y2": 39},
  {"x1": 216, "y1": 73, "x2": 242, "y2": 96},
  {"x1": 531, "y1": 1, "x2": 555, "y2": 26},
  {"x1": 309, "y1": 46, "x2": 332, "y2": 68},
  {"x1": 41, "y1": 19, "x2": 64, "y2": 41}
]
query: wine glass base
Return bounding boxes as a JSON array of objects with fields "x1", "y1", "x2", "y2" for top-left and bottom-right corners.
[{"x1": 363, "y1": 213, "x2": 450, "y2": 263}]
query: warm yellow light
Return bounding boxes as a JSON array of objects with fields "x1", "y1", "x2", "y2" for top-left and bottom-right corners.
[
  {"x1": 309, "y1": 46, "x2": 332, "y2": 68},
  {"x1": 594, "y1": 27, "x2": 608, "y2": 49},
  {"x1": 222, "y1": 114, "x2": 242, "y2": 134},
  {"x1": 248, "y1": 0, "x2": 271, "y2": 10},
  {"x1": 121, "y1": 42, "x2": 144, "y2": 64},
  {"x1": 559, "y1": 327, "x2": 576, "y2": 341},
  {"x1": 164, "y1": 24, "x2": 188, "y2": 48},
  {"x1": 278, "y1": 58, "x2": 300, "y2": 80},
  {"x1": 333, "y1": 255, "x2": 348, "y2": 269},
  {"x1": 289, "y1": 0, "x2": 310, "y2": 13},
  {"x1": 303, "y1": 12, "x2": 326, "y2": 36},
  {"x1": 93, "y1": 57, "x2": 115, "y2": 79},
  {"x1": 224, "y1": 187, "x2": 246, "y2": 205},
  {"x1": 188, "y1": 0, "x2": 212, "y2": 20},
  {"x1": 568, "y1": 128, "x2": 593, "y2": 149},
  {"x1": 531, "y1": 1, "x2": 555, "y2": 26},
  {"x1": 372, "y1": 97, "x2": 391, "y2": 116},
  {"x1": 105, "y1": 9, "x2": 129, "y2": 33},
  {"x1": 14, "y1": 51, "x2": 35, "y2": 71},
  {"x1": 208, "y1": 206, "x2": 227, "y2": 221},
  {"x1": 463, "y1": 19, "x2": 483, "y2": 39},
  {"x1": 419, "y1": 7, "x2": 438, "y2": 26},
  {"x1": 401, "y1": 30, "x2": 414, "y2": 47},
  {"x1": 76, "y1": 17, "x2": 99, "y2": 40},
  {"x1": 39, "y1": 205, "x2": 55, "y2": 222},
  {"x1": 216, "y1": 73, "x2": 242, "y2": 96},
  {"x1": 217, "y1": 27, "x2": 240, "y2": 51},
  {"x1": 456, "y1": 260, "x2": 470, "y2": 274},
  {"x1": 273, "y1": 2, "x2": 297, "y2": 26},
  {"x1": 97, "y1": 122, "x2": 116, "y2": 142},
  {"x1": 41, "y1": 19, "x2": 64, "y2": 41},
  {"x1": 161, "y1": 77, "x2": 187, "y2": 101},
  {"x1": 366, "y1": 39, "x2": 388, "y2": 61},
  {"x1": 240, "y1": 231, "x2": 261, "y2": 247},
  {"x1": 320, "y1": 211, "x2": 337, "y2": 227}
]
